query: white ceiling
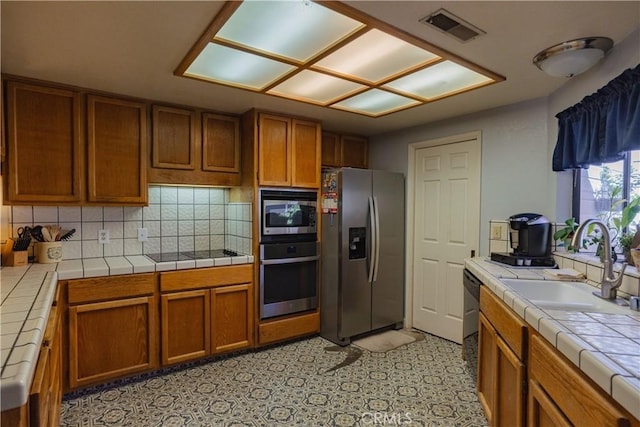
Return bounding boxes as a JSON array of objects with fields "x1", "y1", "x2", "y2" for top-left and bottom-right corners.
[{"x1": 1, "y1": 1, "x2": 638, "y2": 136}]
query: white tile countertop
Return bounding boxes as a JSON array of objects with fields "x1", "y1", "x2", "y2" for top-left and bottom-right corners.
[
  {"x1": 0, "y1": 254, "x2": 254, "y2": 411},
  {"x1": 465, "y1": 256, "x2": 640, "y2": 421},
  {"x1": 1, "y1": 264, "x2": 58, "y2": 411}
]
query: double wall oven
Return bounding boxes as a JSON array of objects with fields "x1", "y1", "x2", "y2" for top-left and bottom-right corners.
[{"x1": 259, "y1": 189, "x2": 319, "y2": 320}]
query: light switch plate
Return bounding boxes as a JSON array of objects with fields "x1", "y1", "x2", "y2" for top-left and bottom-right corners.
[
  {"x1": 491, "y1": 225, "x2": 502, "y2": 239},
  {"x1": 98, "y1": 229, "x2": 110, "y2": 244}
]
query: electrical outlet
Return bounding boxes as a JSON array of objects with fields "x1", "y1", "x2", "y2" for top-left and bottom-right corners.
[
  {"x1": 137, "y1": 227, "x2": 148, "y2": 242},
  {"x1": 491, "y1": 225, "x2": 502, "y2": 240},
  {"x1": 98, "y1": 229, "x2": 110, "y2": 244}
]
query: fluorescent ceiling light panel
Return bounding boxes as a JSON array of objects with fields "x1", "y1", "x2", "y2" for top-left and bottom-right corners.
[
  {"x1": 215, "y1": 1, "x2": 364, "y2": 62},
  {"x1": 268, "y1": 70, "x2": 366, "y2": 105},
  {"x1": 176, "y1": 1, "x2": 504, "y2": 118},
  {"x1": 184, "y1": 43, "x2": 295, "y2": 90},
  {"x1": 385, "y1": 60, "x2": 493, "y2": 100},
  {"x1": 331, "y1": 89, "x2": 420, "y2": 116},
  {"x1": 314, "y1": 29, "x2": 440, "y2": 83}
]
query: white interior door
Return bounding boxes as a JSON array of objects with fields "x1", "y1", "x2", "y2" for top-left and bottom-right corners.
[{"x1": 411, "y1": 136, "x2": 480, "y2": 343}]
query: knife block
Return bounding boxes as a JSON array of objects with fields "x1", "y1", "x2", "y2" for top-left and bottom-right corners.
[{"x1": 2, "y1": 239, "x2": 28, "y2": 267}]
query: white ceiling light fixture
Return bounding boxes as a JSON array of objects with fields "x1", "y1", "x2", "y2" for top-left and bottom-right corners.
[
  {"x1": 176, "y1": 1, "x2": 505, "y2": 117},
  {"x1": 533, "y1": 37, "x2": 613, "y2": 78}
]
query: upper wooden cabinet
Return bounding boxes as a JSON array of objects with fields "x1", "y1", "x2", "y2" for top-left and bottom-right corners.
[
  {"x1": 87, "y1": 95, "x2": 148, "y2": 205},
  {"x1": 151, "y1": 105, "x2": 196, "y2": 170},
  {"x1": 321, "y1": 131, "x2": 368, "y2": 169},
  {"x1": 202, "y1": 113, "x2": 240, "y2": 174},
  {"x1": 5, "y1": 81, "x2": 82, "y2": 203},
  {"x1": 3, "y1": 78, "x2": 149, "y2": 205},
  {"x1": 257, "y1": 112, "x2": 321, "y2": 188},
  {"x1": 148, "y1": 106, "x2": 241, "y2": 186}
]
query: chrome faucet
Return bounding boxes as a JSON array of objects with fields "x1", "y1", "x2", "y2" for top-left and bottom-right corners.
[{"x1": 571, "y1": 219, "x2": 627, "y2": 299}]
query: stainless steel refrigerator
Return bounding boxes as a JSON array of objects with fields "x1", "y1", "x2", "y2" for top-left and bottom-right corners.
[{"x1": 320, "y1": 168, "x2": 405, "y2": 345}]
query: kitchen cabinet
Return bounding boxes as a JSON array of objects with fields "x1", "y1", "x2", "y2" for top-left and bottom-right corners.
[
  {"x1": 257, "y1": 112, "x2": 321, "y2": 188},
  {"x1": 321, "y1": 131, "x2": 368, "y2": 169},
  {"x1": 148, "y1": 107, "x2": 241, "y2": 186},
  {"x1": 528, "y1": 333, "x2": 637, "y2": 427},
  {"x1": 161, "y1": 289, "x2": 211, "y2": 365},
  {"x1": 478, "y1": 286, "x2": 527, "y2": 427},
  {"x1": 87, "y1": 95, "x2": 147, "y2": 204},
  {"x1": 151, "y1": 105, "x2": 196, "y2": 170},
  {"x1": 159, "y1": 265, "x2": 253, "y2": 365},
  {"x1": 258, "y1": 311, "x2": 320, "y2": 346},
  {"x1": 67, "y1": 274, "x2": 157, "y2": 389},
  {"x1": 5, "y1": 81, "x2": 82, "y2": 204},
  {"x1": 202, "y1": 112, "x2": 240, "y2": 174},
  {"x1": 30, "y1": 297, "x2": 63, "y2": 427}
]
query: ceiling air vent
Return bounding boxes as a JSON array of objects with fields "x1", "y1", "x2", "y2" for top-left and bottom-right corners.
[{"x1": 420, "y1": 9, "x2": 485, "y2": 43}]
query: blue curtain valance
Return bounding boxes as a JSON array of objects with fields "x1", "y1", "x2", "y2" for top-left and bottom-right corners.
[{"x1": 552, "y1": 65, "x2": 640, "y2": 171}]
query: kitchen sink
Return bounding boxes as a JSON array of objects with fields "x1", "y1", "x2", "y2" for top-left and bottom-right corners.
[{"x1": 500, "y1": 279, "x2": 630, "y2": 314}]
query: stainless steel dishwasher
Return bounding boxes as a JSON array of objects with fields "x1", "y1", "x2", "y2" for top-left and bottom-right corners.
[{"x1": 462, "y1": 268, "x2": 482, "y2": 384}]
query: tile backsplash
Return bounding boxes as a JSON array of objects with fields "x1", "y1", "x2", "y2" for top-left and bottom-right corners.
[{"x1": 8, "y1": 185, "x2": 253, "y2": 260}]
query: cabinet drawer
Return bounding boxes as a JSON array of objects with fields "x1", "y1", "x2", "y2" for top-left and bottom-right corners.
[
  {"x1": 258, "y1": 311, "x2": 319, "y2": 345},
  {"x1": 68, "y1": 274, "x2": 155, "y2": 304},
  {"x1": 160, "y1": 265, "x2": 252, "y2": 292},
  {"x1": 529, "y1": 333, "x2": 633, "y2": 427},
  {"x1": 480, "y1": 286, "x2": 527, "y2": 359}
]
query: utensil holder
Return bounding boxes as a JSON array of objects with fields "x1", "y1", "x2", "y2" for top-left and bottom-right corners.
[{"x1": 35, "y1": 242, "x2": 63, "y2": 264}]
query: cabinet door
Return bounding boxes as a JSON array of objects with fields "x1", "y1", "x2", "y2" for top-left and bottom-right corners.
[
  {"x1": 68, "y1": 296, "x2": 157, "y2": 388},
  {"x1": 202, "y1": 113, "x2": 240, "y2": 173},
  {"x1": 341, "y1": 135, "x2": 368, "y2": 169},
  {"x1": 321, "y1": 132, "x2": 341, "y2": 167},
  {"x1": 529, "y1": 334, "x2": 633, "y2": 427},
  {"x1": 528, "y1": 380, "x2": 572, "y2": 427},
  {"x1": 496, "y1": 336, "x2": 526, "y2": 427},
  {"x1": 152, "y1": 105, "x2": 196, "y2": 170},
  {"x1": 477, "y1": 313, "x2": 496, "y2": 424},
  {"x1": 161, "y1": 290, "x2": 211, "y2": 365},
  {"x1": 87, "y1": 95, "x2": 147, "y2": 204},
  {"x1": 6, "y1": 81, "x2": 82, "y2": 203},
  {"x1": 211, "y1": 283, "x2": 253, "y2": 353},
  {"x1": 29, "y1": 346, "x2": 51, "y2": 427},
  {"x1": 258, "y1": 114, "x2": 291, "y2": 186},
  {"x1": 291, "y1": 119, "x2": 320, "y2": 188}
]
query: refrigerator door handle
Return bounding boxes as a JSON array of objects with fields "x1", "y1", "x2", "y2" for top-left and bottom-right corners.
[
  {"x1": 373, "y1": 196, "x2": 381, "y2": 282},
  {"x1": 368, "y1": 196, "x2": 376, "y2": 284}
]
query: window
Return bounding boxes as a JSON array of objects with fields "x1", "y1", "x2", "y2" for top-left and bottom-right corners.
[{"x1": 574, "y1": 150, "x2": 640, "y2": 232}]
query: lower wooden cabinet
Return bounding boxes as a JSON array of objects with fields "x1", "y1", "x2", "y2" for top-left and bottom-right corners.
[
  {"x1": 211, "y1": 283, "x2": 252, "y2": 353},
  {"x1": 528, "y1": 333, "x2": 637, "y2": 427},
  {"x1": 159, "y1": 265, "x2": 253, "y2": 365},
  {"x1": 67, "y1": 274, "x2": 158, "y2": 389},
  {"x1": 161, "y1": 290, "x2": 211, "y2": 365},
  {"x1": 478, "y1": 286, "x2": 527, "y2": 427}
]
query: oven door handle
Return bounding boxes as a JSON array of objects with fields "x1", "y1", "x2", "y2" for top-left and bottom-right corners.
[{"x1": 261, "y1": 255, "x2": 320, "y2": 265}]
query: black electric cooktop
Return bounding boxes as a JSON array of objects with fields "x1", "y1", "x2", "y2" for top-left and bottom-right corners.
[{"x1": 145, "y1": 249, "x2": 238, "y2": 263}]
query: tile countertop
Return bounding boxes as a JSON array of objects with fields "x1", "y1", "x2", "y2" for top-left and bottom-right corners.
[
  {"x1": 0, "y1": 254, "x2": 254, "y2": 411},
  {"x1": 465, "y1": 256, "x2": 640, "y2": 421},
  {"x1": 1, "y1": 265, "x2": 58, "y2": 411}
]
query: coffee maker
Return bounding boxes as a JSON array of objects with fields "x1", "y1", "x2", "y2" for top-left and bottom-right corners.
[{"x1": 490, "y1": 213, "x2": 556, "y2": 267}]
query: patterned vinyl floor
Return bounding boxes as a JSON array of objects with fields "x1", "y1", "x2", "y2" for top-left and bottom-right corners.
[{"x1": 61, "y1": 331, "x2": 488, "y2": 426}]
